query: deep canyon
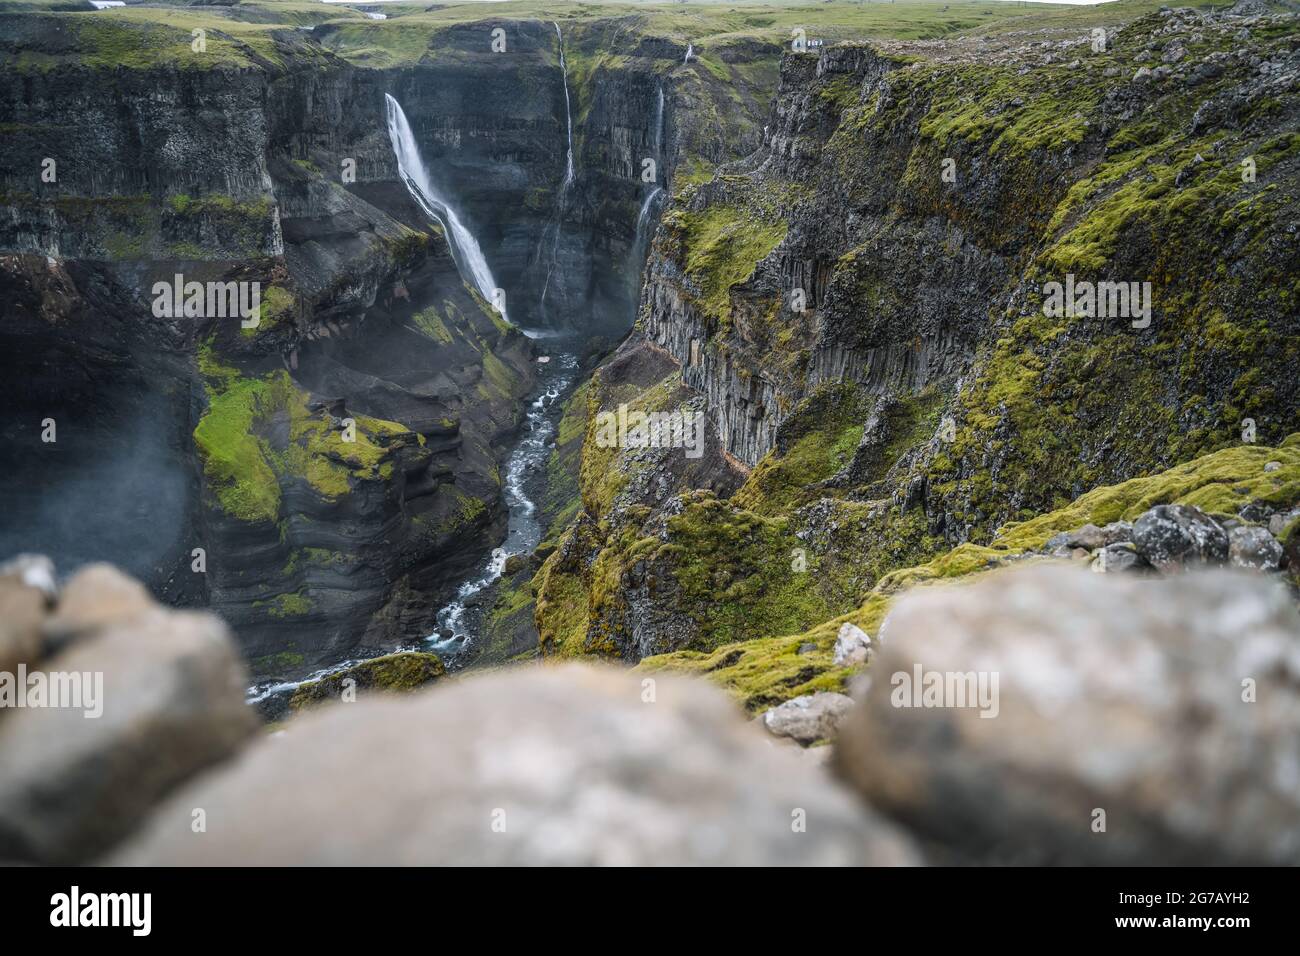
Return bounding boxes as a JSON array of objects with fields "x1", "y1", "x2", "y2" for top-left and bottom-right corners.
[{"x1": 1, "y1": 0, "x2": 1298, "y2": 707}]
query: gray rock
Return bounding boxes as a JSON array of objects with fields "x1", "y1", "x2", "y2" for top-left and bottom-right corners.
[
  {"x1": 1056, "y1": 521, "x2": 1133, "y2": 551},
  {"x1": 834, "y1": 564, "x2": 1300, "y2": 865},
  {"x1": 1065, "y1": 523, "x2": 1107, "y2": 549},
  {"x1": 0, "y1": 607, "x2": 256, "y2": 863},
  {"x1": 1133, "y1": 66, "x2": 1153, "y2": 81},
  {"x1": 0, "y1": 569, "x2": 46, "y2": 678},
  {"x1": 111, "y1": 666, "x2": 916, "y2": 866},
  {"x1": 0, "y1": 554, "x2": 57, "y2": 598},
  {"x1": 1268, "y1": 508, "x2": 1299, "y2": 538},
  {"x1": 41, "y1": 564, "x2": 155, "y2": 653},
  {"x1": 1132, "y1": 504, "x2": 1228, "y2": 572},
  {"x1": 764, "y1": 692, "x2": 855, "y2": 746},
  {"x1": 796, "y1": 642, "x2": 818, "y2": 655},
  {"x1": 1228, "y1": 525, "x2": 1283, "y2": 571},
  {"x1": 832, "y1": 622, "x2": 871, "y2": 667},
  {"x1": 1094, "y1": 542, "x2": 1143, "y2": 573}
]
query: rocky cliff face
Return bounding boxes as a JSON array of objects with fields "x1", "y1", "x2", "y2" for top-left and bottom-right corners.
[
  {"x1": 531, "y1": 8, "x2": 1300, "y2": 686},
  {"x1": 0, "y1": 21, "x2": 545, "y2": 677}
]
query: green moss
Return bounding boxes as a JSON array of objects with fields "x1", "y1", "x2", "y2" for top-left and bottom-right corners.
[
  {"x1": 994, "y1": 438, "x2": 1300, "y2": 550},
  {"x1": 637, "y1": 433, "x2": 1300, "y2": 712},
  {"x1": 241, "y1": 284, "x2": 295, "y2": 338},
  {"x1": 192, "y1": 366, "x2": 281, "y2": 524},
  {"x1": 734, "y1": 383, "x2": 868, "y2": 515},
  {"x1": 667, "y1": 202, "x2": 786, "y2": 323},
  {"x1": 256, "y1": 589, "x2": 314, "y2": 619},
  {"x1": 251, "y1": 650, "x2": 305, "y2": 673},
  {"x1": 193, "y1": 349, "x2": 415, "y2": 521},
  {"x1": 411, "y1": 305, "x2": 455, "y2": 345}
]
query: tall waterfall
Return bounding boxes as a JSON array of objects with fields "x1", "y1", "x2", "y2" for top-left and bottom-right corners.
[
  {"x1": 683, "y1": 43, "x2": 693, "y2": 64},
  {"x1": 540, "y1": 22, "x2": 576, "y2": 318},
  {"x1": 654, "y1": 85, "x2": 665, "y2": 159},
  {"x1": 384, "y1": 93, "x2": 502, "y2": 317},
  {"x1": 555, "y1": 22, "x2": 575, "y2": 192}
]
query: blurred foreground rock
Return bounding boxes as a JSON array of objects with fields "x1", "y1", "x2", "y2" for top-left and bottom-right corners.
[
  {"x1": 835, "y1": 564, "x2": 1300, "y2": 865},
  {"x1": 111, "y1": 665, "x2": 916, "y2": 866},
  {"x1": 0, "y1": 561, "x2": 255, "y2": 864}
]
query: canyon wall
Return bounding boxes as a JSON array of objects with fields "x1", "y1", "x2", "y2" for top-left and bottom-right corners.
[{"x1": 531, "y1": 9, "x2": 1300, "y2": 692}]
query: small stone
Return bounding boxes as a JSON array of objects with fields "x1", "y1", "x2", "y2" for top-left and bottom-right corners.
[
  {"x1": 1095, "y1": 543, "x2": 1143, "y2": 574},
  {"x1": 1134, "y1": 66, "x2": 1153, "y2": 81},
  {"x1": 1228, "y1": 525, "x2": 1283, "y2": 571},
  {"x1": 763, "y1": 692, "x2": 855, "y2": 746},
  {"x1": 832, "y1": 622, "x2": 871, "y2": 666},
  {"x1": 1264, "y1": 461, "x2": 1281, "y2": 473},
  {"x1": 1268, "y1": 509, "x2": 1299, "y2": 537},
  {"x1": 796, "y1": 642, "x2": 818, "y2": 655},
  {"x1": 1065, "y1": 523, "x2": 1108, "y2": 550}
]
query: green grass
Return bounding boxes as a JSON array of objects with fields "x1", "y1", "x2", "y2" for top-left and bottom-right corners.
[{"x1": 668, "y1": 203, "x2": 786, "y2": 323}]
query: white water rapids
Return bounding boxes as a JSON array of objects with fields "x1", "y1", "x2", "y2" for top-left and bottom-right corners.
[{"x1": 429, "y1": 352, "x2": 578, "y2": 652}]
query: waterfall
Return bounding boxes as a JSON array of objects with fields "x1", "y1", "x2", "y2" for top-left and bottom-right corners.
[
  {"x1": 384, "y1": 93, "x2": 502, "y2": 318},
  {"x1": 540, "y1": 22, "x2": 576, "y2": 318},
  {"x1": 654, "y1": 85, "x2": 665, "y2": 159},
  {"x1": 631, "y1": 186, "x2": 665, "y2": 276},
  {"x1": 636, "y1": 187, "x2": 664, "y2": 240},
  {"x1": 684, "y1": 43, "x2": 693, "y2": 64},
  {"x1": 554, "y1": 22, "x2": 575, "y2": 192}
]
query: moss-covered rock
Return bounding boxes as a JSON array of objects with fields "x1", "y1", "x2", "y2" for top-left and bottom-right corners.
[{"x1": 288, "y1": 651, "x2": 446, "y2": 713}]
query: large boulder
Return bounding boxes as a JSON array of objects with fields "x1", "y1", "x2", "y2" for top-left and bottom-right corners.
[
  {"x1": 0, "y1": 564, "x2": 256, "y2": 864},
  {"x1": 111, "y1": 665, "x2": 917, "y2": 866},
  {"x1": 835, "y1": 564, "x2": 1300, "y2": 865},
  {"x1": 1131, "y1": 504, "x2": 1228, "y2": 572},
  {"x1": 1228, "y1": 525, "x2": 1283, "y2": 571}
]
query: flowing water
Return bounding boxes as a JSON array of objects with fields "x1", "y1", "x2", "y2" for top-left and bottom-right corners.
[
  {"x1": 634, "y1": 187, "x2": 664, "y2": 258},
  {"x1": 684, "y1": 43, "x2": 693, "y2": 64},
  {"x1": 539, "y1": 23, "x2": 577, "y2": 319},
  {"x1": 654, "y1": 85, "x2": 665, "y2": 158},
  {"x1": 246, "y1": 349, "x2": 577, "y2": 709},
  {"x1": 385, "y1": 93, "x2": 503, "y2": 318},
  {"x1": 428, "y1": 349, "x2": 579, "y2": 655}
]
